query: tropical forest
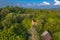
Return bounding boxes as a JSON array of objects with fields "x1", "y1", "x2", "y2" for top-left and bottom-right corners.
[{"x1": 0, "y1": 6, "x2": 60, "y2": 40}]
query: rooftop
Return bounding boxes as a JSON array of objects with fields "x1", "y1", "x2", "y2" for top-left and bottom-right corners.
[{"x1": 41, "y1": 31, "x2": 49, "y2": 36}]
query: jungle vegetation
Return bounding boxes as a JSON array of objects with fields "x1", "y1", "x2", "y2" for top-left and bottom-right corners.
[{"x1": 0, "y1": 6, "x2": 60, "y2": 40}]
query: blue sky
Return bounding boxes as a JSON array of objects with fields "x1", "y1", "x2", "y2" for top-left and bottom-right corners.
[{"x1": 0, "y1": 0, "x2": 60, "y2": 8}]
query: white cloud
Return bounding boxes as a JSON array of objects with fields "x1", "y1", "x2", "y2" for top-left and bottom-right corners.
[
  {"x1": 37, "y1": 3, "x2": 41, "y2": 6},
  {"x1": 54, "y1": 0, "x2": 60, "y2": 5},
  {"x1": 24, "y1": 3, "x2": 36, "y2": 7},
  {"x1": 21, "y1": 4, "x2": 25, "y2": 7},
  {"x1": 32, "y1": 3, "x2": 36, "y2": 5},
  {"x1": 21, "y1": 3, "x2": 32, "y2": 7},
  {"x1": 40, "y1": 1, "x2": 50, "y2": 5},
  {"x1": 26, "y1": 3, "x2": 36, "y2": 6},
  {"x1": 16, "y1": 3, "x2": 20, "y2": 6},
  {"x1": 21, "y1": 3, "x2": 33, "y2": 8},
  {"x1": 19, "y1": 1, "x2": 51, "y2": 7},
  {"x1": 26, "y1": 3, "x2": 32, "y2": 6},
  {"x1": 22, "y1": 2, "x2": 50, "y2": 7}
]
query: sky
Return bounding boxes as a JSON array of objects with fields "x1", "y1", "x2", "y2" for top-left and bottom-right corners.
[{"x1": 0, "y1": 0, "x2": 60, "y2": 9}]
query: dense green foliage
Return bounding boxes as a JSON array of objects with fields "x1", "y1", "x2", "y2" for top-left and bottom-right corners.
[{"x1": 0, "y1": 6, "x2": 60, "y2": 40}]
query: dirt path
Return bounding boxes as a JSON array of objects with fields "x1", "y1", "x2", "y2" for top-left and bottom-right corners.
[{"x1": 28, "y1": 26, "x2": 39, "y2": 40}]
